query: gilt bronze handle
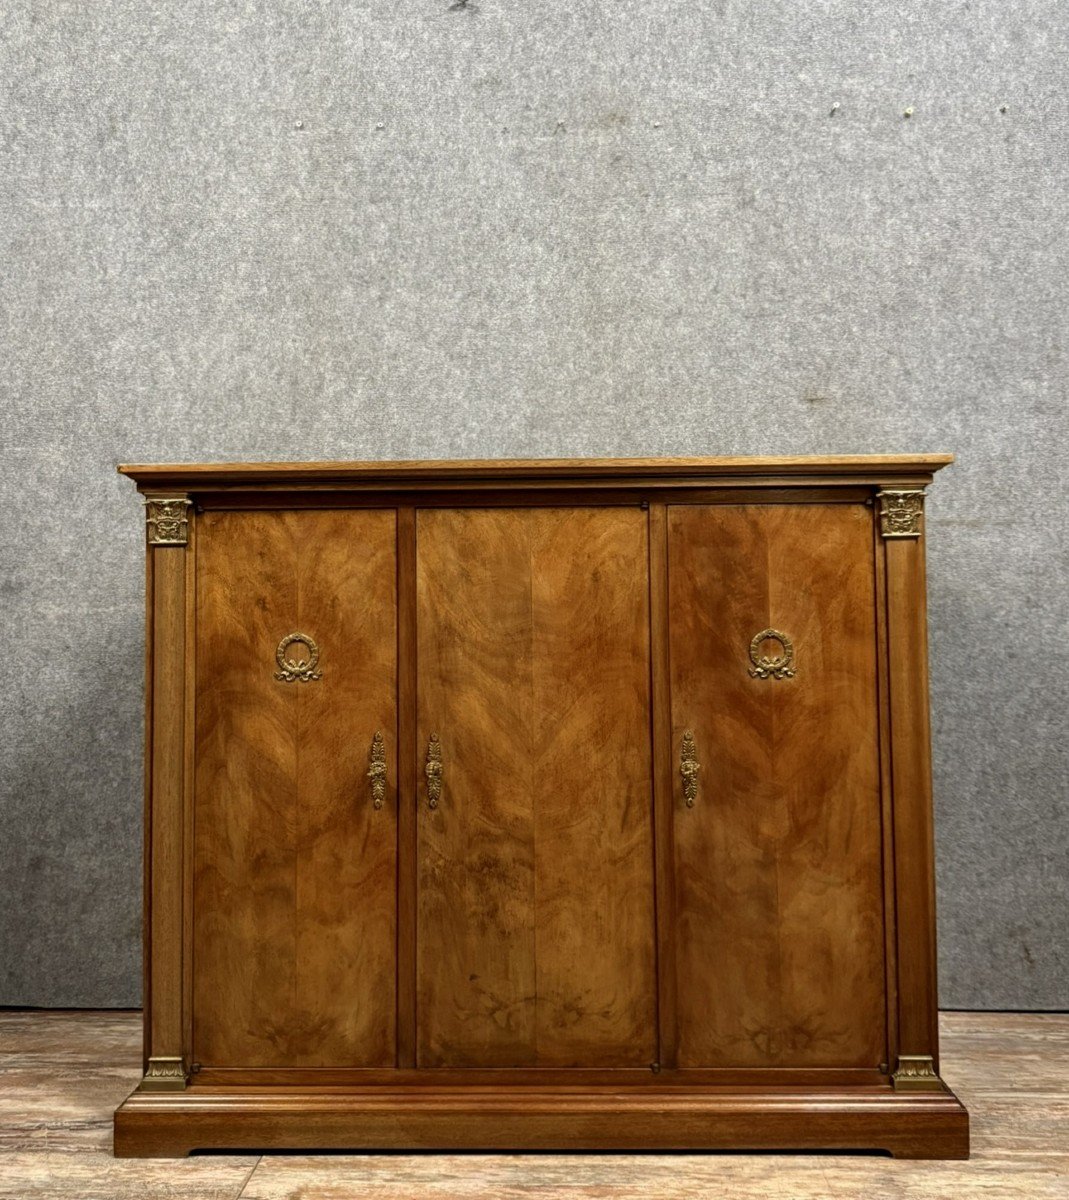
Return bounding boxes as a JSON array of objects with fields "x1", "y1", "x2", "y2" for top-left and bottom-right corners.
[
  {"x1": 425, "y1": 734, "x2": 443, "y2": 809},
  {"x1": 680, "y1": 730, "x2": 700, "y2": 808},
  {"x1": 367, "y1": 731, "x2": 386, "y2": 810}
]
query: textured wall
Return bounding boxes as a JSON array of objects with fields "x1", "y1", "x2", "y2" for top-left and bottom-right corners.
[{"x1": 1, "y1": 2, "x2": 1066, "y2": 1009}]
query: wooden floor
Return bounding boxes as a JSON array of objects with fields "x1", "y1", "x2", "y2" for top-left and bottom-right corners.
[{"x1": 0, "y1": 1011, "x2": 1065, "y2": 1198}]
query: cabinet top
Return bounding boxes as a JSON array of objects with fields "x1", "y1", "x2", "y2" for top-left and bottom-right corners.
[{"x1": 118, "y1": 454, "x2": 952, "y2": 490}]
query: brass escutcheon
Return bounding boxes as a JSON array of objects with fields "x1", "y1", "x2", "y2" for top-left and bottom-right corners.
[
  {"x1": 425, "y1": 734, "x2": 443, "y2": 809},
  {"x1": 367, "y1": 731, "x2": 387, "y2": 810},
  {"x1": 680, "y1": 731, "x2": 700, "y2": 807}
]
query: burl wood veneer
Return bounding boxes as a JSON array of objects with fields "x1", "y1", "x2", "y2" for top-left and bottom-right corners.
[{"x1": 114, "y1": 455, "x2": 967, "y2": 1158}]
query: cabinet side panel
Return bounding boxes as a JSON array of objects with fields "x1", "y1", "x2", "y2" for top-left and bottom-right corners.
[
  {"x1": 886, "y1": 537, "x2": 941, "y2": 1067},
  {"x1": 142, "y1": 544, "x2": 154, "y2": 1068},
  {"x1": 669, "y1": 503, "x2": 886, "y2": 1069},
  {"x1": 146, "y1": 547, "x2": 187, "y2": 1070}
]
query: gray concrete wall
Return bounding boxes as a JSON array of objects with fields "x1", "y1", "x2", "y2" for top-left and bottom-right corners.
[{"x1": 1, "y1": 2, "x2": 1065, "y2": 1009}]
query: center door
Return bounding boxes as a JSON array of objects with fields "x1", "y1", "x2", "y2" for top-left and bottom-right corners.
[{"x1": 415, "y1": 507, "x2": 657, "y2": 1068}]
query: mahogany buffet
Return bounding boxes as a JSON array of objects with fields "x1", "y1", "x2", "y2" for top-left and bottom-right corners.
[{"x1": 113, "y1": 456, "x2": 968, "y2": 1158}]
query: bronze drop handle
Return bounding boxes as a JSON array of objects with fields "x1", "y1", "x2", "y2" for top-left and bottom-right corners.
[{"x1": 425, "y1": 734, "x2": 443, "y2": 809}]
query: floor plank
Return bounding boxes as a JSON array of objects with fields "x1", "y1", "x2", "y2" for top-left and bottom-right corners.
[
  {"x1": 0, "y1": 1011, "x2": 1066, "y2": 1199},
  {"x1": 0, "y1": 1011, "x2": 257, "y2": 1200}
]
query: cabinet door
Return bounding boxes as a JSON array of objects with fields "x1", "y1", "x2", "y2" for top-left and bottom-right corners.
[
  {"x1": 668, "y1": 504, "x2": 886, "y2": 1069},
  {"x1": 415, "y1": 507, "x2": 656, "y2": 1068},
  {"x1": 193, "y1": 510, "x2": 397, "y2": 1068}
]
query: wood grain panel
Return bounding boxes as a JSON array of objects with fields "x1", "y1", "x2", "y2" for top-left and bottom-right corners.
[
  {"x1": 396, "y1": 507, "x2": 418, "y2": 1069},
  {"x1": 193, "y1": 510, "x2": 397, "y2": 1068},
  {"x1": 648, "y1": 502, "x2": 678, "y2": 1068},
  {"x1": 415, "y1": 508, "x2": 536, "y2": 1067},
  {"x1": 415, "y1": 508, "x2": 656, "y2": 1068},
  {"x1": 532, "y1": 510, "x2": 656, "y2": 1067},
  {"x1": 193, "y1": 512, "x2": 296, "y2": 1068},
  {"x1": 293, "y1": 510, "x2": 397, "y2": 1066},
  {"x1": 668, "y1": 503, "x2": 886, "y2": 1069}
]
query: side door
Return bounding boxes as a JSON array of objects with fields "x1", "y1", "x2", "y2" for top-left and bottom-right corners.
[
  {"x1": 668, "y1": 503, "x2": 887, "y2": 1069},
  {"x1": 193, "y1": 509, "x2": 398, "y2": 1068}
]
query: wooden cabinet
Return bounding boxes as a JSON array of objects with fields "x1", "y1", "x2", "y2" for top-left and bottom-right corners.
[{"x1": 114, "y1": 456, "x2": 968, "y2": 1159}]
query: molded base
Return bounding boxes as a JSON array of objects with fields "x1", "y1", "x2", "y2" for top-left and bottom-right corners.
[{"x1": 114, "y1": 1084, "x2": 969, "y2": 1159}]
